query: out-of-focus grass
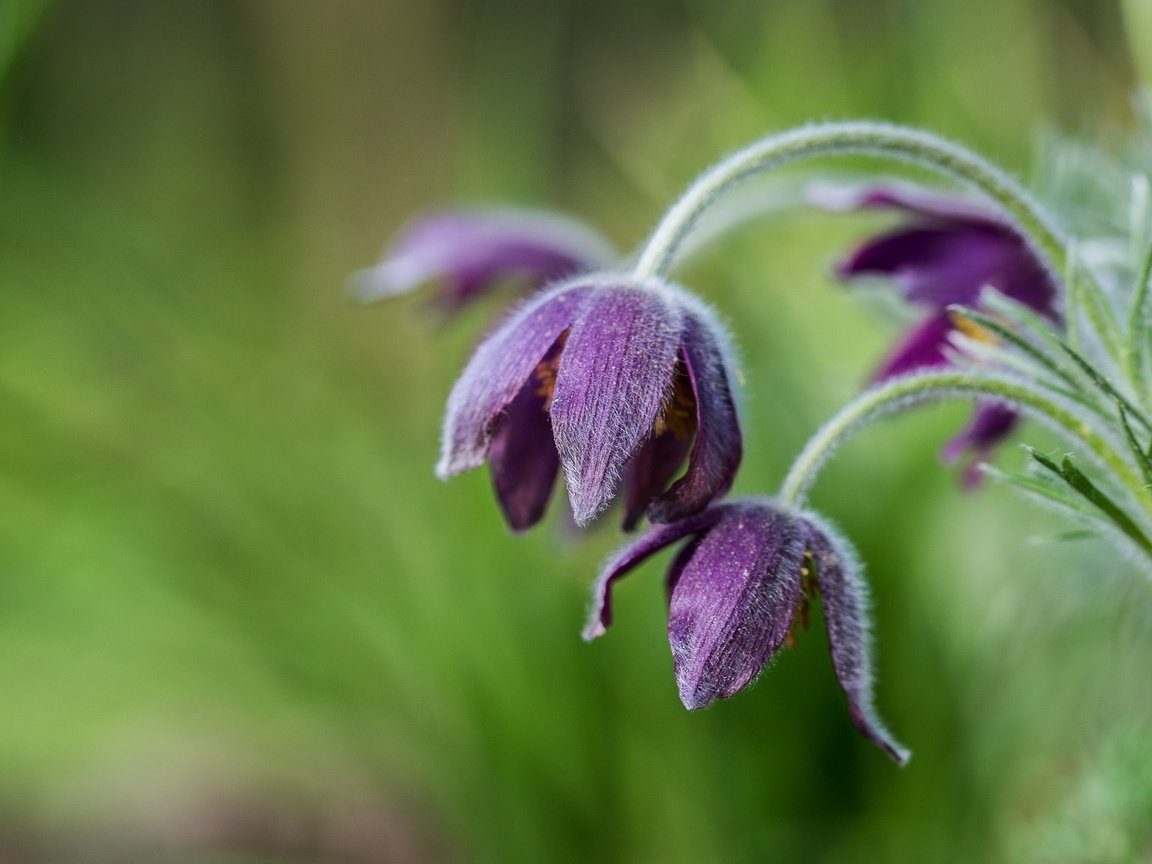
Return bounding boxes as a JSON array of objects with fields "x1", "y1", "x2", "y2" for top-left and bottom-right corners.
[{"x1": 2, "y1": 1, "x2": 1151, "y2": 861}]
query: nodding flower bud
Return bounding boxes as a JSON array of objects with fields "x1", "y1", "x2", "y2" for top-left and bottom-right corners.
[
  {"x1": 436, "y1": 276, "x2": 743, "y2": 532},
  {"x1": 350, "y1": 209, "x2": 616, "y2": 315},
  {"x1": 585, "y1": 499, "x2": 909, "y2": 765},
  {"x1": 815, "y1": 183, "x2": 1059, "y2": 486}
]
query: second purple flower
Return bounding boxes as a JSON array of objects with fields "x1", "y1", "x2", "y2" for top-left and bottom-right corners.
[{"x1": 437, "y1": 277, "x2": 743, "y2": 531}]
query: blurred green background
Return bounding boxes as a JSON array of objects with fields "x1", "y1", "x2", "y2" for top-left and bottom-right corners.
[{"x1": 3, "y1": 0, "x2": 1152, "y2": 861}]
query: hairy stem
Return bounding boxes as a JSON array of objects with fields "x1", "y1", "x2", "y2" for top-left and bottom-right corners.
[
  {"x1": 777, "y1": 370, "x2": 1145, "y2": 516},
  {"x1": 634, "y1": 121, "x2": 1069, "y2": 286}
]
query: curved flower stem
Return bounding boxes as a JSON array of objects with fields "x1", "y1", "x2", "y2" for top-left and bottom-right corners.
[
  {"x1": 777, "y1": 370, "x2": 1147, "y2": 516},
  {"x1": 633, "y1": 121, "x2": 1069, "y2": 288}
]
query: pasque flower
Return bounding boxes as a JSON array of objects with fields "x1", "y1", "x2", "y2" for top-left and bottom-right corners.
[
  {"x1": 437, "y1": 276, "x2": 743, "y2": 530},
  {"x1": 818, "y1": 184, "x2": 1060, "y2": 485},
  {"x1": 350, "y1": 208, "x2": 616, "y2": 314},
  {"x1": 584, "y1": 499, "x2": 909, "y2": 765}
]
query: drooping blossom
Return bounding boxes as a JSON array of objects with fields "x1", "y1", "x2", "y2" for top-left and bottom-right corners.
[
  {"x1": 437, "y1": 276, "x2": 743, "y2": 531},
  {"x1": 816, "y1": 183, "x2": 1060, "y2": 485},
  {"x1": 584, "y1": 499, "x2": 909, "y2": 765},
  {"x1": 350, "y1": 209, "x2": 616, "y2": 314}
]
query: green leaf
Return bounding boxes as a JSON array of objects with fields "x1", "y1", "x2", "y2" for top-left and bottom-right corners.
[
  {"x1": 1118, "y1": 403, "x2": 1152, "y2": 492},
  {"x1": 1059, "y1": 342, "x2": 1152, "y2": 432},
  {"x1": 946, "y1": 304, "x2": 1078, "y2": 388},
  {"x1": 1125, "y1": 233, "x2": 1152, "y2": 400},
  {"x1": 1065, "y1": 242, "x2": 1126, "y2": 364},
  {"x1": 1027, "y1": 449, "x2": 1152, "y2": 555}
]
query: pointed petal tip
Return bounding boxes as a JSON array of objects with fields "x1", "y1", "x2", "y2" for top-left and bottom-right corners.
[
  {"x1": 677, "y1": 688, "x2": 711, "y2": 712},
  {"x1": 859, "y1": 721, "x2": 912, "y2": 766},
  {"x1": 889, "y1": 744, "x2": 912, "y2": 767},
  {"x1": 347, "y1": 268, "x2": 387, "y2": 305},
  {"x1": 675, "y1": 671, "x2": 729, "y2": 711},
  {"x1": 581, "y1": 620, "x2": 606, "y2": 642},
  {"x1": 567, "y1": 487, "x2": 610, "y2": 528},
  {"x1": 435, "y1": 448, "x2": 485, "y2": 480},
  {"x1": 348, "y1": 251, "x2": 431, "y2": 304},
  {"x1": 850, "y1": 701, "x2": 911, "y2": 764},
  {"x1": 434, "y1": 456, "x2": 459, "y2": 481}
]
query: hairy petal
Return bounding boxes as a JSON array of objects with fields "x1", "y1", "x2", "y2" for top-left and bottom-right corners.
[
  {"x1": 840, "y1": 225, "x2": 1025, "y2": 308},
  {"x1": 648, "y1": 308, "x2": 743, "y2": 523},
  {"x1": 352, "y1": 209, "x2": 616, "y2": 309},
  {"x1": 821, "y1": 183, "x2": 1058, "y2": 318},
  {"x1": 437, "y1": 283, "x2": 589, "y2": 478},
  {"x1": 488, "y1": 356, "x2": 562, "y2": 531},
  {"x1": 622, "y1": 427, "x2": 694, "y2": 531},
  {"x1": 583, "y1": 506, "x2": 727, "y2": 641},
  {"x1": 668, "y1": 504, "x2": 806, "y2": 711},
  {"x1": 551, "y1": 286, "x2": 684, "y2": 524},
  {"x1": 872, "y1": 313, "x2": 952, "y2": 382},
  {"x1": 804, "y1": 514, "x2": 910, "y2": 765}
]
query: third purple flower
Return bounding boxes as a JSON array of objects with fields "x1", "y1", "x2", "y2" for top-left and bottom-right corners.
[{"x1": 817, "y1": 184, "x2": 1061, "y2": 485}]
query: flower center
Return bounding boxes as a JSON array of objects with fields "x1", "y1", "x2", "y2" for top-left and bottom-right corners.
[
  {"x1": 652, "y1": 359, "x2": 697, "y2": 439},
  {"x1": 947, "y1": 307, "x2": 999, "y2": 345},
  {"x1": 783, "y1": 549, "x2": 817, "y2": 649},
  {"x1": 534, "y1": 332, "x2": 568, "y2": 411}
]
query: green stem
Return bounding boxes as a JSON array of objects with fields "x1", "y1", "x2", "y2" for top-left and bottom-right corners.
[
  {"x1": 633, "y1": 121, "x2": 1069, "y2": 284},
  {"x1": 777, "y1": 370, "x2": 1145, "y2": 513}
]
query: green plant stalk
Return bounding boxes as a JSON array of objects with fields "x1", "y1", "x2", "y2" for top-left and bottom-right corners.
[
  {"x1": 633, "y1": 121, "x2": 1070, "y2": 286},
  {"x1": 777, "y1": 371, "x2": 1149, "y2": 547}
]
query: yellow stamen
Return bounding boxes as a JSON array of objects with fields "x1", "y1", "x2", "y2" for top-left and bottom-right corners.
[
  {"x1": 948, "y1": 308, "x2": 999, "y2": 345},
  {"x1": 534, "y1": 332, "x2": 568, "y2": 411},
  {"x1": 653, "y1": 361, "x2": 697, "y2": 438}
]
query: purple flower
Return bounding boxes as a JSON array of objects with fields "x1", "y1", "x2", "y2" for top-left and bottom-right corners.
[
  {"x1": 350, "y1": 209, "x2": 616, "y2": 314},
  {"x1": 437, "y1": 277, "x2": 743, "y2": 531},
  {"x1": 584, "y1": 499, "x2": 910, "y2": 765},
  {"x1": 816, "y1": 183, "x2": 1060, "y2": 485}
]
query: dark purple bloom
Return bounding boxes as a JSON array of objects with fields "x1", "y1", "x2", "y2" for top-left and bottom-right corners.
[
  {"x1": 350, "y1": 209, "x2": 615, "y2": 313},
  {"x1": 584, "y1": 499, "x2": 910, "y2": 765},
  {"x1": 437, "y1": 277, "x2": 743, "y2": 531},
  {"x1": 816, "y1": 183, "x2": 1060, "y2": 485}
]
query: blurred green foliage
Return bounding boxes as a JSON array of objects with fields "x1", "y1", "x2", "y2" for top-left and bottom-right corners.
[{"x1": 1, "y1": 1, "x2": 1151, "y2": 861}]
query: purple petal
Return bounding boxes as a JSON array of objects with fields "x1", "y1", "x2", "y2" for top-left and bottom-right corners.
[
  {"x1": 839, "y1": 225, "x2": 1029, "y2": 309},
  {"x1": 487, "y1": 342, "x2": 563, "y2": 531},
  {"x1": 352, "y1": 210, "x2": 616, "y2": 310},
  {"x1": 819, "y1": 183, "x2": 1058, "y2": 319},
  {"x1": 621, "y1": 419, "x2": 694, "y2": 531},
  {"x1": 664, "y1": 535, "x2": 702, "y2": 601},
  {"x1": 993, "y1": 249, "x2": 1060, "y2": 319},
  {"x1": 871, "y1": 313, "x2": 953, "y2": 382},
  {"x1": 648, "y1": 308, "x2": 743, "y2": 523},
  {"x1": 941, "y1": 402, "x2": 1019, "y2": 488},
  {"x1": 668, "y1": 503, "x2": 806, "y2": 711},
  {"x1": 804, "y1": 515, "x2": 910, "y2": 765},
  {"x1": 551, "y1": 286, "x2": 684, "y2": 525},
  {"x1": 582, "y1": 506, "x2": 728, "y2": 641},
  {"x1": 437, "y1": 283, "x2": 589, "y2": 478}
]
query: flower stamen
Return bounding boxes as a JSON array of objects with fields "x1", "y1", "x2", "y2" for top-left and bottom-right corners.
[
  {"x1": 534, "y1": 332, "x2": 568, "y2": 411},
  {"x1": 653, "y1": 361, "x2": 697, "y2": 438}
]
